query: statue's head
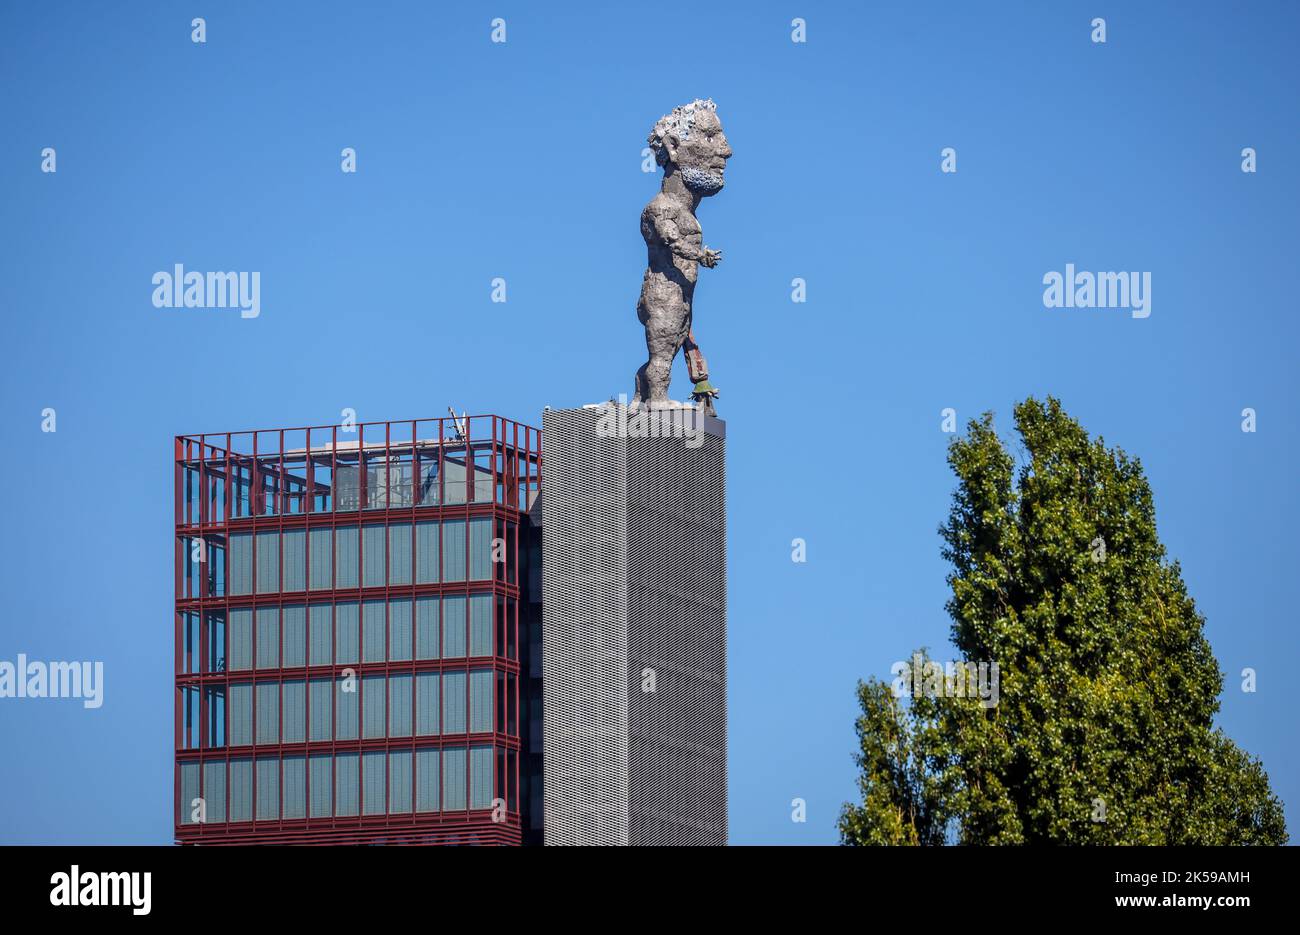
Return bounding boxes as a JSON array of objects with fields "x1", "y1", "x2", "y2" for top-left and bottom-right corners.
[{"x1": 648, "y1": 98, "x2": 731, "y2": 196}]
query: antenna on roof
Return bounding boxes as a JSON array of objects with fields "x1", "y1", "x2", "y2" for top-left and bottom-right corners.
[{"x1": 448, "y1": 407, "x2": 467, "y2": 440}]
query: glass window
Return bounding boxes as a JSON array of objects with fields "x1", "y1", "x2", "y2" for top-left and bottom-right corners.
[
  {"x1": 443, "y1": 671, "x2": 466, "y2": 735},
  {"x1": 415, "y1": 596, "x2": 439, "y2": 660},
  {"x1": 442, "y1": 747, "x2": 467, "y2": 810},
  {"x1": 415, "y1": 521, "x2": 439, "y2": 583},
  {"x1": 229, "y1": 532, "x2": 253, "y2": 595},
  {"x1": 389, "y1": 523, "x2": 412, "y2": 585},
  {"x1": 415, "y1": 748, "x2": 439, "y2": 813},
  {"x1": 389, "y1": 673, "x2": 411, "y2": 737},
  {"x1": 309, "y1": 605, "x2": 331, "y2": 666},
  {"x1": 282, "y1": 606, "x2": 306, "y2": 668},
  {"x1": 256, "y1": 757, "x2": 279, "y2": 820},
  {"x1": 255, "y1": 530, "x2": 279, "y2": 594},
  {"x1": 362, "y1": 524, "x2": 385, "y2": 588},
  {"x1": 335, "y1": 752, "x2": 359, "y2": 816},
  {"x1": 204, "y1": 685, "x2": 226, "y2": 747},
  {"x1": 336, "y1": 678, "x2": 359, "y2": 741},
  {"x1": 256, "y1": 682, "x2": 279, "y2": 744},
  {"x1": 205, "y1": 611, "x2": 226, "y2": 673},
  {"x1": 470, "y1": 669, "x2": 493, "y2": 734},
  {"x1": 229, "y1": 609, "x2": 252, "y2": 672},
  {"x1": 362, "y1": 600, "x2": 385, "y2": 663},
  {"x1": 335, "y1": 602, "x2": 359, "y2": 665},
  {"x1": 335, "y1": 526, "x2": 359, "y2": 588},
  {"x1": 282, "y1": 680, "x2": 305, "y2": 743},
  {"x1": 416, "y1": 672, "x2": 440, "y2": 736},
  {"x1": 203, "y1": 760, "x2": 227, "y2": 822},
  {"x1": 469, "y1": 593, "x2": 492, "y2": 657},
  {"x1": 308, "y1": 528, "x2": 332, "y2": 590},
  {"x1": 283, "y1": 529, "x2": 306, "y2": 591},
  {"x1": 442, "y1": 519, "x2": 466, "y2": 582},
  {"x1": 443, "y1": 595, "x2": 466, "y2": 659},
  {"x1": 469, "y1": 517, "x2": 492, "y2": 580},
  {"x1": 180, "y1": 761, "x2": 200, "y2": 824},
  {"x1": 309, "y1": 678, "x2": 332, "y2": 741},
  {"x1": 363, "y1": 750, "x2": 386, "y2": 815},
  {"x1": 389, "y1": 750, "x2": 412, "y2": 814},
  {"x1": 309, "y1": 754, "x2": 331, "y2": 818},
  {"x1": 283, "y1": 755, "x2": 306, "y2": 819},
  {"x1": 229, "y1": 758, "x2": 253, "y2": 822},
  {"x1": 229, "y1": 682, "x2": 252, "y2": 746},
  {"x1": 255, "y1": 608, "x2": 279, "y2": 670},
  {"x1": 389, "y1": 598, "x2": 412, "y2": 662},
  {"x1": 470, "y1": 745, "x2": 493, "y2": 810},
  {"x1": 362, "y1": 675, "x2": 385, "y2": 739}
]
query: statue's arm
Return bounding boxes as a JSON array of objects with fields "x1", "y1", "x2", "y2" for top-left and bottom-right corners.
[{"x1": 651, "y1": 212, "x2": 722, "y2": 268}]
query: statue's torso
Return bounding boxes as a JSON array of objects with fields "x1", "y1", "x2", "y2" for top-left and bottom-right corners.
[{"x1": 641, "y1": 195, "x2": 701, "y2": 294}]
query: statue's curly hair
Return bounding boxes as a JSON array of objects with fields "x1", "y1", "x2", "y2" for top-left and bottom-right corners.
[{"x1": 647, "y1": 98, "x2": 716, "y2": 165}]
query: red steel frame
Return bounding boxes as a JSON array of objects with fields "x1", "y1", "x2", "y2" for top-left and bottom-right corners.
[{"x1": 173, "y1": 415, "x2": 541, "y2": 845}]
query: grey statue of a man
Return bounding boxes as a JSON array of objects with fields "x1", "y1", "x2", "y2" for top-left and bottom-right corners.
[{"x1": 631, "y1": 99, "x2": 732, "y2": 414}]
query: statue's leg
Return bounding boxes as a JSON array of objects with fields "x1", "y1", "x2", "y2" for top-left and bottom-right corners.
[{"x1": 633, "y1": 307, "x2": 685, "y2": 406}]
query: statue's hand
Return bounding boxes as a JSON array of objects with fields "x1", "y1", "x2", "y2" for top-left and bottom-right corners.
[{"x1": 701, "y1": 247, "x2": 722, "y2": 269}]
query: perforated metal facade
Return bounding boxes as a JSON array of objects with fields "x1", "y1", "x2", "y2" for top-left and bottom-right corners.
[{"x1": 541, "y1": 405, "x2": 727, "y2": 846}]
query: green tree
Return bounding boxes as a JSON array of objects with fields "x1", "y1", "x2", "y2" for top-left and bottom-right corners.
[{"x1": 840, "y1": 397, "x2": 1285, "y2": 845}]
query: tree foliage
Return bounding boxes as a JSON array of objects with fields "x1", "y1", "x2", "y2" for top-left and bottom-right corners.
[{"x1": 840, "y1": 397, "x2": 1286, "y2": 845}]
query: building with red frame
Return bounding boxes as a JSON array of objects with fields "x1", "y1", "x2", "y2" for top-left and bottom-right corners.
[{"x1": 173, "y1": 415, "x2": 541, "y2": 845}]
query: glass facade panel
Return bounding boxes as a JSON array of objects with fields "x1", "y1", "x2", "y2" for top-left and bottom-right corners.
[
  {"x1": 362, "y1": 600, "x2": 385, "y2": 663},
  {"x1": 283, "y1": 529, "x2": 306, "y2": 592},
  {"x1": 389, "y1": 673, "x2": 412, "y2": 737},
  {"x1": 335, "y1": 752, "x2": 359, "y2": 816},
  {"x1": 443, "y1": 595, "x2": 466, "y2": 658},
  {"x1": 442, "y1": 519, "x2": 466, "y2": 581},
  {"x1": 443, "y1": 671, "x2": 466, "y2": 735},
  {"x1": 415, "y1": 596, "x2": 439, "y2": 659},
  {"x1": 469, "y1": 593, "x2": 492, "y2": 657},
  {"x1": 309, "y1": 605, "x2": 331, "y2": 666},
  {"x1": 282, "y1": 679, "x2": 306, "y2": 743},
  {"x1": 363, "y1": 750, "x2": 386, "y2": 815},
  {"x1": 203, "y1": 760, "x2": 227, "y2": 822},
  {"x1": 416, "y1": 672, "x2": 440, "y2": 736},
  {"x1": 229, "y1": 609, "x2": 252, "y2": 672},
  {"x1": 309, "y1": 754, "x2": 331, "y2": 818},
  {"x1": 283, "y1": 755, "x2": 306, "y2": 819},
  {"x1": 255, "y1": 530, "x2": 279, "y2": 594},
  {"x1": 415, "y1": 748, "x2": 440, "y2": 813},
  {"x1": 442, "y1": 747, "x2": 467, "y2": 810},
  {"x1": 362, "y1": 675, "x2": 386, "y2": 739},
  {"x1": 389, "y1": 598, "x2": 412, "y2": 662},
  {"x1": 389, "y1": 523, "x2": 412, "y2": 585},
  {"x1": 256, "y1": 682, "x2": 279, "y2": 744},
  {"x1": 283, "y1": 605, "x2": 306, "y2": 667},
  {"x1": 308, "y1": 528, "x2": 331, "y2": 590},
  {"x1": 229, "y1": 532, "x2": 252, "y2": 596},
  {"x1": 336, "y1": 678, "x2": 359, "y2": 741},
  {"x1": 470, "y1": 745, "x2": 493, "y2": 809},
  {"x1": 363, "y1": 524, "x2": 385, "y2": 588},
  {"x1": 470, "y1": 669, "x2": 493, "y2": 734},
  {"x1": 309, "y1": 678, "x2": 332, "y2": 741},
  {"x1": 229, "y1": 758, "x2": 253, "y2": 821},
  {"x1": 255, "y1": 607, "x2": 278, "y2": 669},
  {"x1": 389, "y1": 750, "x2": 412, "y2": 814},
  {"x1": 335, "y1": 526, "x2": 358, "y2": 588},
  {"x1": 256, "y1": 757, "x2": 279, "y2": 820},
  {"x1": 415, "y1": 521, "x2": 439, "y2": 583},
  {"x1": 335, "y1": 602, "x2": 359, "y2": 665}
]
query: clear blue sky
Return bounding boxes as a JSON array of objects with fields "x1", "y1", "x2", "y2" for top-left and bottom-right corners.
[{"x1": 1, "y1": 1, "x2": 1296, "y2": 845}]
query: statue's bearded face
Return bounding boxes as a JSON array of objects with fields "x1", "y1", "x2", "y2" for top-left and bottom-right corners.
[{"x1": 670, "y1": 110, "x2": 731, "y2": 195}]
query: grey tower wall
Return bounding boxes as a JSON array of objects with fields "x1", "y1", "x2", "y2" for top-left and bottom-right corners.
[{"x1": 541, "y1": 405, "x2": 727, "y2": 846}]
